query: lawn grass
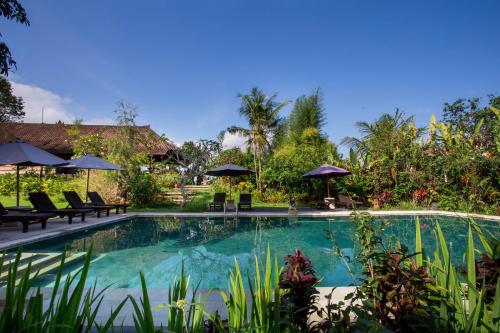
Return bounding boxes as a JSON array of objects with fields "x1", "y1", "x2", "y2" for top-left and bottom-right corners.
[{"x1": 1, "y1": 194, "x2": 77, "y2": 209}]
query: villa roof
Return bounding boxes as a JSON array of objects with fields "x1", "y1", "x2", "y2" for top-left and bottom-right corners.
[{"x1": 0, "y1": 122, "x2": 177, "y2": 158}]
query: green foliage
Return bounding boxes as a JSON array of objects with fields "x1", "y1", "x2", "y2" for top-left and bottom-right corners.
[
  {"x1": 340, "y1": 97, "x2": 499, "y2": 213},
  {"x1": 0, "y1": 0, "x2": 30, "y2": 76},
  {"x1": 128, "y1": 172, "x2": 160, "y2": 208},
  {"x1": 0, "y1": 248, "x2": 126, "y2": 333},
  {"x1": 227, "y1": 86, "x2": 290, "y2": 189},
  {"x1": 261, "y1": 134, "x2": 339, "y2": 195},
  {"x1": 0, "y1": 75, "x2": 24, "y2": 121},
  {"x1": 328, "y1": 213, "x2": 500, "y2": 332},
  {"x1": 288, "y1": 87, "x2": 327, "y2": 144}
]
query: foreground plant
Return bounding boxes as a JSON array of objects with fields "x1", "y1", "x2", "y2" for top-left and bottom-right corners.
[{"x1": 0, "y1": 248, "x2": 126, "y2": 333}]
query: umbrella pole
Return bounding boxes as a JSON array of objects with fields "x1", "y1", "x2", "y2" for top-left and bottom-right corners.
[
  {"x1": 86, "y1": 169, "x2": 90, "y2": 202},
  {"x1": 327, "y1": 177, "x2": 330, "y2": 198},
  {"x1": 16, "y1": 165, "x2": 20, "y2": 206}
]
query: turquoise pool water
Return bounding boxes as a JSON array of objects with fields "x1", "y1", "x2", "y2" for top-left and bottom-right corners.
[{"x1": 23, "y1": 215, "x2": 500, "y2": 289}]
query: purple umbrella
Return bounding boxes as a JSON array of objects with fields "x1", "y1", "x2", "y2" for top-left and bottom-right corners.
[
  {"x1": 0, "y1": 139, "x2": 68, "y2": 206},
  {"x1": 206, "y1": 164, "x2": 254, "y2": 198},
  {"x1": 303, "y1": 164, "x2": 351, "y2": 197}
]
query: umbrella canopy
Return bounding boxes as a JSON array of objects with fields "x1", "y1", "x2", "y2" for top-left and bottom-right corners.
[
  {"x1": 0, "y1": 139, "x2": 67, "y2": 206},
  {"x1": 303, "y1": 164, "x2": 351, "y2": 198},
  {"x1": 303, "y1": 164, "x2": 351, "y2": 179},
  {"x1": 206, "y1": 163, "x2": 254, "y2": 177},
  {"x1": 62, "y1": 155, "x2": 123, "y2": 171},
  {"x1": 206, "y1": 164, "x2": 254, "y2": 198},
  {"x1": 0, "y1": 139, "x2": 67, "y2": 166},
  {"x1": 61, "y1": 155, "x2": 123, "y2": 201}
]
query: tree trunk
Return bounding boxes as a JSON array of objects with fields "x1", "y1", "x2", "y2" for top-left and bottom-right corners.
[
  {"x1": 179, "y1": 176, "x2": 188, "y2": 207},
  {"x1": 252, "y1": 143, "x2": 259, "y2": 190}
]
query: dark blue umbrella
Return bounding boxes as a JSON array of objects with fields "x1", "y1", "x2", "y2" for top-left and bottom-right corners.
[
  {"x1": 206, "y1": 164, "x2": 254, "y2": 198},
  {"x1": 61, "y1": 155, "x2": 123, "y2": 201},
  {"x1": 206, "y1": 163, "x2": 254, "y2": 177},
  {"x1": 0, "y1": 139, "x2": 67, "y2": 205},
  {"x1": 303, "y1": 164, "x2": 351, "y2": 197}
]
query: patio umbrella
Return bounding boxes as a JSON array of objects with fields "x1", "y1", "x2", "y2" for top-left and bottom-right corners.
[
  {"x1": 206, "y1": 163, "x2": 254, "y2": 198},
  {"x1": 61, "y1": 155, "x2": 123, "y2": 201},
  {"x1": 0, "y1": 139, "x2": 67, "y2": 206},
  {"x1": 303, "y1": 164, "x2": 351, "y2": 197}
]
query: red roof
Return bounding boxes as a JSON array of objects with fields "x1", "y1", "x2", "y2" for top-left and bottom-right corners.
[{"x1": 0, "y1": 122, "x2": 177, "y2": 158}]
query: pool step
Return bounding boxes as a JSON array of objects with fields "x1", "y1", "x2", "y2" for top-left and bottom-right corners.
[{"x1": 0, "y1": 252, "x2": 87, "y2": 284}]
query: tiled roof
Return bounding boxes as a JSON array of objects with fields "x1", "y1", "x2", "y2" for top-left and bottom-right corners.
[{"x1": 0, "y1": 122, "x2": 177, "y2": 157}]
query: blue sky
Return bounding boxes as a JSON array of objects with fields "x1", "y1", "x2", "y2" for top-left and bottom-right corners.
[{"x1": 3, "y1": 0, "x2": 499, "y2": 153}]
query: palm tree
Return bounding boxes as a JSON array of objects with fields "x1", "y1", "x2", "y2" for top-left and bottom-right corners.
[{"x1": 227, "y1": 87, "x2": 289, "y2": 188}]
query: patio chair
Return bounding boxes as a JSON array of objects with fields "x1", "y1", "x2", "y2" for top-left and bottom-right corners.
[
  {"x1": 29, "y1": 192, "x2": 92, "y2": 223},
  {"x1": 0, "y1": 202, "x2": 55, "y2": 233},
  {"x1": 88, "y1": 192, "x2": 129, "y2": 214},
  {"x1": 63, "y1": 191, "x2": 111, "y2": 217},
  {"x1": 336, "y1": 194, "x2": 363, "y2": 209},
  {"x1": 237, "y1": 193, "x2": 252, "y2": 211},
  {"x1": 209, "y1": 193, "x2": 226, "y2": 211}
]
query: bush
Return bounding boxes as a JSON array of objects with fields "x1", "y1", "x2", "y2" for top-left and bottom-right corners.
[
  {"x1": 0, "y1": 173, "x2": 15, "y2": 195},
  {"x1": 128, "y1": 173, "x2": 160, "y2": 208}
]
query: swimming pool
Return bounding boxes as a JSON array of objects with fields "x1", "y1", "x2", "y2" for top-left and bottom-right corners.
[{"x1": 20, "y1": 215, "x2": 500, "y2": 289}]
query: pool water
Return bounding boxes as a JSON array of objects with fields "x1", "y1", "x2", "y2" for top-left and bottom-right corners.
[{"x1": 22, "y1": 215, "x2": 499, "y2": 289}]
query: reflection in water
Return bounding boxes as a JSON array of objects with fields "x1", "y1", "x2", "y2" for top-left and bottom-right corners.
[{"x1": 23, "y1": 215, "x2": 500, "y2": 289}]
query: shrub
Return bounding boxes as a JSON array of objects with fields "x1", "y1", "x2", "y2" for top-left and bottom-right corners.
[{"x1": 128, "y1": 173, "x2": 160, "y2": 208}]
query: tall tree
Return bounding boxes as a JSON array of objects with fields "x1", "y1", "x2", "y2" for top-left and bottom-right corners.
[
  {"x1": 288, "y1": 88, "x2": 327, "y2": 143},
  {"x1": 227, "y1": 87, "x2": 289, "y2": 188},
  {"x1": 0, "y1": 76, "x2": 24, "y2": 121},
  {"x1": 0, "y1": 0, "x2": 30, "y2": 75}
]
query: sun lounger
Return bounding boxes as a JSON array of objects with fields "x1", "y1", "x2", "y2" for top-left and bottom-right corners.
[
  {"x1": 336, "y1": 194, "x2": 363, "y2": 209},
  {"x1": 237, "y1": 193, "x2": 252, "y2": 211},
  {"x1": 209, "y1": 193, "x2": 226, "y2": 211},
  {"x1": 63, "y1": 191, "x2": 111, "y2": 217},
  {"x1": 88, "y1": 192, "x2": 129, "y2": 214},
  {"x1": 29, "y1": 192, "x2": 92, "y2": 223},
  {"x1": 0, "y1": 202, "x2": 55, "y2": 233}
]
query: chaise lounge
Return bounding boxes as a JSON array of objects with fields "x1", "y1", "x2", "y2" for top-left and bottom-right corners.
[
  {"x1": 237, "y1": 193, "x2": 252, "y2": 211},
  {"x1": 336, "y1": 194, "x2": 363, "y2": 209},
  {"x1": 0, "y1": 202, "x2": 55, "y2": 233},
  {"x1": 29, "y1": 192, "x2": 93, "y2": 223},
  {"x1": 209, "y1": 192, "x2": 226, "y2": 211},
  {"x1": 88, "y1": 192, "x2": 129, "y2": 214},
  {"x1": 63, "y1": 191, "x2": 111, "y2": 217}
]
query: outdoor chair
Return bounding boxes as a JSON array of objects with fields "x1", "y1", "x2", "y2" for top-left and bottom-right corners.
[
  {"x1": 29, "y1": 192, "x2": 92, "y2": 223},
  {"x1": 0, "y1": 202, "x2": 55, "y2": 233},
  {"x1": 88, "y1": 191, "x2": 129, "y2": 214},
  {"x1": 336, "y1": 194, "x2": 363, "y2": 209},
  {"x1": 209, "y1": 193, "x2": 226, "y2": 211},
  {"x1": 63, "y1": 191, "x2": 111, "y2": 217},
  {"x1": 237, "y1": 193, "x2": 252, "y2": 211}
]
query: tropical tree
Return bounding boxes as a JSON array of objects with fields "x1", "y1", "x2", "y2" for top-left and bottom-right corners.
[
  {"x1": 288, "y1": 88, "x2": 327, "y2": 144},
  {"x1": 227, "y1": 87, "x2": 289, "y2": 188},
  {"x1": 0, "y1": 76, "x2": 24, "y2": 122},
  {"x1": 0, "y1": 0, "x2": 30, "y2": 75},
  {"x1": 170, "y1": 139, "x2": 221, "y2": 205},
  {"x1": 341, "y1": 110, "x2": 426, "y2": 199}
]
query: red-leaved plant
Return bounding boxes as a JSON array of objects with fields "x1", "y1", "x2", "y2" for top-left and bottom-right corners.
[
  {"x1": 279, "y1": 249, "x2": 319, "y2": 331},
  {"x1": 412, "y1": 188, "x2": 427, "y2": 204}
]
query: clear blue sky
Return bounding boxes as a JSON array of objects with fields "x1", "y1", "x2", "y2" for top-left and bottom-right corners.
[{"x1": 3, "y1": 0, "x2": 499, "y2": 153}]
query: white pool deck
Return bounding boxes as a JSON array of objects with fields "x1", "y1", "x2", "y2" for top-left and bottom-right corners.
[{"x1": 0, "y1": 209, "x2": 498, "y2": 328}]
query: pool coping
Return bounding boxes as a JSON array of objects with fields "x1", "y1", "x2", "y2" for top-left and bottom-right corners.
[{"x1": 0, "y1": 209, "x2": 498, "y2": 251}]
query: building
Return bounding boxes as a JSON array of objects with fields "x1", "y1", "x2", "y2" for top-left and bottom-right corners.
[{"x1": 0, "y1": 122, "x2": 177, "y2": 173}]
